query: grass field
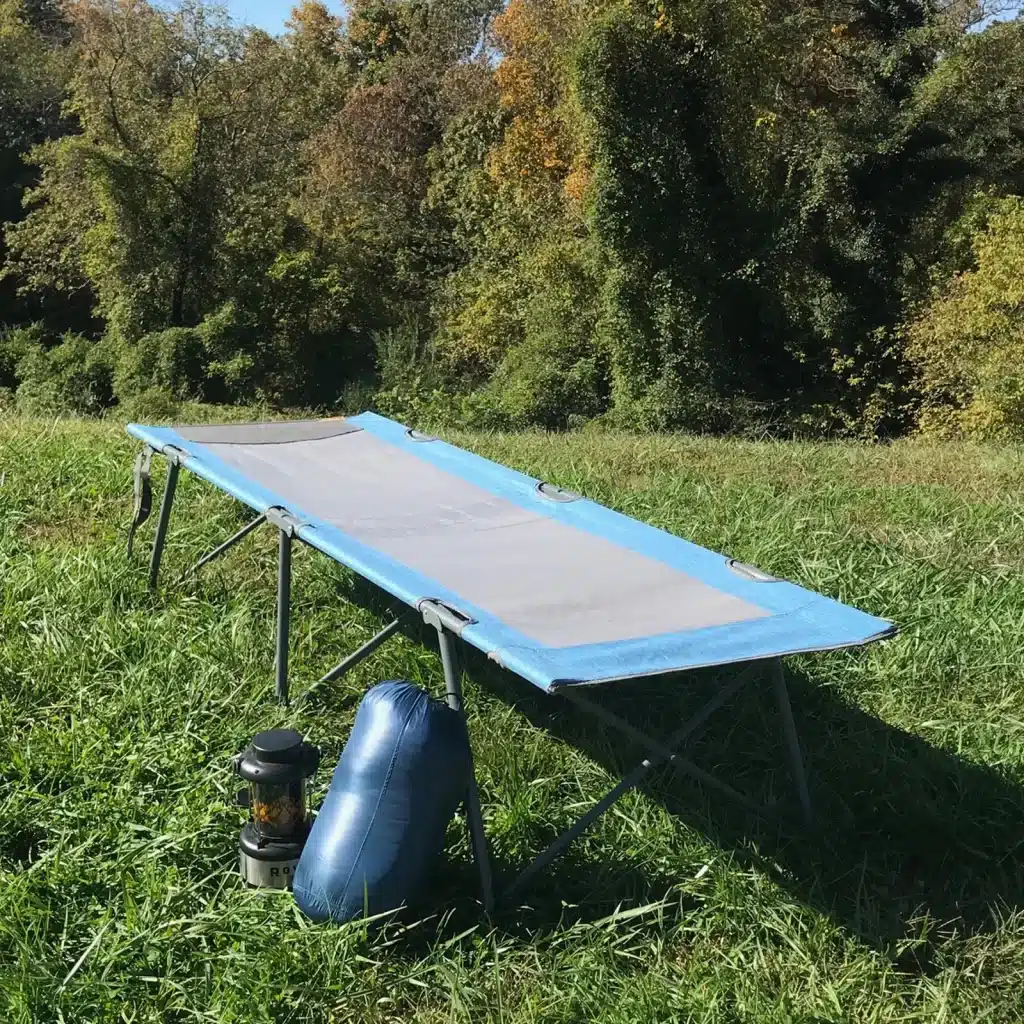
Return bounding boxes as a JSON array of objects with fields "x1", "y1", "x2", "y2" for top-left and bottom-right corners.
[{"x1": 2, "y1": 412, "x2": 1024, "y2": 1023}]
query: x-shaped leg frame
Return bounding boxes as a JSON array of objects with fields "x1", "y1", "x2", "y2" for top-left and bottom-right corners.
[{"x1": 502, "y1": 656, "x2": 812, "y2": 903}]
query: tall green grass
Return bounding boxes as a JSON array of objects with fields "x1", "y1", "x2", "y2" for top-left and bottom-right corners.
[{"x1": 2, "y1": 413, "x2": 1024, "y2": 1022}]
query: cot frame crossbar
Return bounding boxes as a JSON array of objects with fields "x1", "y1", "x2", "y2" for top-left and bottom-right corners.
[{"x1": 136, "y1": 447, "x2": 813, "y2": 911}]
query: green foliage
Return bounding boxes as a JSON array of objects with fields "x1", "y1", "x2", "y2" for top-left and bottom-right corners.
[
  {"x1": 110, "y1": 326, "x2": 210, "y2": 403},
  {"x1": 913, "y1": 19, "x2": 1024, "y2": 196},
  {"x1": 112, "y1": 384, "x2": 183, "y2": 421},
  {"x1": 3, "y1": 0, "x2": 370, "y2": 406},
  {"x1": 596, "y1": 267, "x2": 733, "y2": 433},
  {"x1": 476, "y1": 240, "x2": 608, "y2": 428},
  {"x1": 0, "y1": 0, "x2": 71, "y2": 326},
  {"x1": 480, "y1": 332, "x2": 604, "y2": 429},
  {"x1": 0, "y1": 0, "x2": 65, "y2": 154},
  {"x1": 28, "y1": 1, "x2": 255, "y2": 333},
  {"x1": 369, "y1": 319, "x2": 464, "y2": 424},
  {"x1": 12, "y1": 331, "x2": 112, "y2": 414},
  {"x1": 0, "y1": 0, "x2": 1023, "y2": 432},
  {"x1": 0, "y1": 322, "x2": 43, "y2": 389},
  {"x1": 423, "y1": 101, "x2": 503, "y2": 271},
  {"x1": 907, "y1": 194, "x2": 1024, "y2": 438},
  {"x1": 433, "y1": 234, "x2": 610, "y2": 430},
  {"x1": 569, "y1": 0, "x2": 966, "y2": 434}
]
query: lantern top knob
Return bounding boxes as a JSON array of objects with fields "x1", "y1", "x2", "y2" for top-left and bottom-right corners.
[
  {"x1": 252, "y1": 728, "x2": 304, "y2": 763},
  {"x1": 236, "y1": 728, "x2": 320, "y2": 783}
]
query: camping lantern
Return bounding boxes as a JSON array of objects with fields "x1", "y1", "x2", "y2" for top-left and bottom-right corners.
[{"x1": 235, "y1": 728, "x2": 320, "y2": 889}]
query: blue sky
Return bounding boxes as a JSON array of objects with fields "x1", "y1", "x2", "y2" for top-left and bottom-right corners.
[{"x1": 223, "y1": 0, "x2": 345, "y2": 35}]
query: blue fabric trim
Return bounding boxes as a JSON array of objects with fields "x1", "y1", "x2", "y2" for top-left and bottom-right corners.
[{"x1": 126, "y1": 418, "x2": 896, "y2": 692}]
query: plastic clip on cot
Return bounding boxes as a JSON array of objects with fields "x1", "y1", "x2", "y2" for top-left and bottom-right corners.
[{"x1": 293, "y1": 681, "x2": 471, "y2": 923}]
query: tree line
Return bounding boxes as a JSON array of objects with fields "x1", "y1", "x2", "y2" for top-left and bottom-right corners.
[{"x1": 1, "y1": 0, "x2": 1022, "y2": 437}]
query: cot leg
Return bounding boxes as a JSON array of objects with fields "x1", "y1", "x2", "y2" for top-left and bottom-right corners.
[
  {"x1": 317, "y1": 614, "x2": 410, "y2": 687},
  {"x1": 188, "y1": 513, "x2": 267, "y2": 576},
  {"x1": 772, "y1": 659, "x2": 812, "y2": 825},
  {"x1": 438, "y1": 628, "x2": 495, "y2": 914},
  {"x1": 148, "y1": 460, "x2": 180, "y2": 590},
  {"x1": 298, "y1": 612, "x2": 412, "y2": 706},
  {"x1": 562, "y1": 687, "x2": 767, "y2": 816},
  {"x1": 275, "y1": 529, "x2": 292, "y2": 705}
]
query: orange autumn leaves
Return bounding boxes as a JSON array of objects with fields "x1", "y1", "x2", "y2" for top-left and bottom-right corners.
[{"x1": 488, "y1": 0, "x2": 590, "y2": 209}]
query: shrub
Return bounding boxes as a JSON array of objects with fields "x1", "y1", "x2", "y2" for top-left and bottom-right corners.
[
  {"x1": 594, "y1": 266, "x2": 730, "y2": 433},
  {"x1": 14, "y1": 332, "x2": 114, "y2": 415},
  {"x1": 478, "y1": 328, "x2": 608, "y2": 430},
  {"x1": 111, "y1": 326, "x2": 213, "y2": 403},
  {"x1": 433, "y1": 265, "x2": 530, "y2": 381},
  {"x1": 115, "y1": 386, "x2": 182, "y2": 422},
  {"x1": 0, "y1": 324, "x2": 46, "y2": 390},
  {"x1": 906, "y1": 196, "x2": 1024, "y2": 440},
  {"x1": 433, "y1": 237, "x2": 609, "y2": 428},
  {"x1": 370, "y1": 320, "x2": 460, "y2": 425}
]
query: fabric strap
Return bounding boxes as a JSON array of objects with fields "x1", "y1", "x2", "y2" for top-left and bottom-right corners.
[{"x1": 127, "y1": 446, "x2": 153, "y2": 558}]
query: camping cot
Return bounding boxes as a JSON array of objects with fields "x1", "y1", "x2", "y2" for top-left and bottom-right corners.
[{"x1": 125, "y1": 412, "x2": 896, "y2": 909}]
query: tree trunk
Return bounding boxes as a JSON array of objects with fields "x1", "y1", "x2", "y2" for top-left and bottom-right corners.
[{"x1": 170, "y1": 259, "x2": 188, "y2": 326}]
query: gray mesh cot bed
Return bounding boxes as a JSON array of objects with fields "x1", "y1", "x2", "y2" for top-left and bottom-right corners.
[{"x1": 125, "y1": 412, "x2": 896, "y2": 908}]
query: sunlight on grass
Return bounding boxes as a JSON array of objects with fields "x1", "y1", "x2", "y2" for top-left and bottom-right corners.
[{"x1": 2, "y1": 414, "x2": 1024, "y2": 1021}]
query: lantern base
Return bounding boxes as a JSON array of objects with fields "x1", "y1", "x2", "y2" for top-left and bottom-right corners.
[{"x1": 238, "y1": 822, "x2": 305, "y2": 889}]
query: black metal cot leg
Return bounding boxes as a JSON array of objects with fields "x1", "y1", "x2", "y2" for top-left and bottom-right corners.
[
  {"x1": 562, "y1": 686, "x2": 767, "y2": 816},
  {"x1": 772, "y1": 658, "x2": 812, "y2": 825},
  {"x1": 275, "y1": 529, "x2": 292, "y2": 705},
  {"x1": 298, "y1": 613, "x2": 413, "y2": 706},
  {"x1": 148, "y1": 460, "x2": 180, "y2": 590},
  {"x1": 317, "y1": 614, "x2": 409, "y2": 688},
  {"x1": 437, "y1": 628, "x2": 495, "y2": 914},
  {"x1": 189, "y1": 513, "x2": 267, "y2": 576}
]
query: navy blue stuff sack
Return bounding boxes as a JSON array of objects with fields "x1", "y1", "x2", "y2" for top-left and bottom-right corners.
[{"x1": 293, "y1": 680, "x2": 471, "y2": 923}]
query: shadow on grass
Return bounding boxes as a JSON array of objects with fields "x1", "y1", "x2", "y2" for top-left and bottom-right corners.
[
  {"x1": 385, "y1": 845, "x2": 693, "y2": 951},
  {"x1": 291, "y1": 572, "x2": 1024, "y2": 968},
  {"x1": 446, "y1": 646, "x2": 1024, "y2": 968}
]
